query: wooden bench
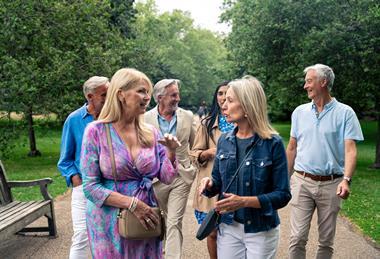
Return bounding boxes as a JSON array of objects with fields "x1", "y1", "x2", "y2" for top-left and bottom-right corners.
[{"x1": 0, "y1": 160, "x2": 57, "y2": 241}]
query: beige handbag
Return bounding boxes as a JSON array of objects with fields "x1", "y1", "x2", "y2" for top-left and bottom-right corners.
[
  {"x1": 105, "y1": 123, "x2": 165, "y2": 240},
  {"x1": 118, "y1": 207, "x2": 165, "y2": 240}
]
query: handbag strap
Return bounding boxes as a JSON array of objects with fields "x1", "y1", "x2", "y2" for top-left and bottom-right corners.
[
  {"x1": 219, "y1": 137, "x2": 259, "y2": 199},
  {"x1": 105, "y1": 123, "x2": 119, "y2": 192}
]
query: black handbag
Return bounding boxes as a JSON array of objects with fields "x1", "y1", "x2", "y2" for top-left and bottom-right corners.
[{"x1": 196, "y1": 141, "x2": 257, "y2": 240}]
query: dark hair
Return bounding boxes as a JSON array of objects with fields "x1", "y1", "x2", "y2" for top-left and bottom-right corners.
[{"x1": 201, "y1": 81, "x2": 230, "y2": 140}]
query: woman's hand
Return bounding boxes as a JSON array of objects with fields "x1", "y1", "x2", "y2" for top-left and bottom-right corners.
[
  {"x1": 198, "y1": 177, "x2": 213, "y2": 196},
  {"x1": 215, "y1": 193, "x2": 245, "y2": 214},
  {"x1": 132, "y1": 199, "x2": 160, "y2": 230},
  {"x1": 199, "y1": 147, "x2": 216, "y2": 162},
  {"x1": 158, "y1": 133, "x2": 181, "y2": 152}
]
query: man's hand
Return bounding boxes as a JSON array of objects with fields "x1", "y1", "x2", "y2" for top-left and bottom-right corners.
[
  {"x1": 336, "y1": 180, "x2": 350, "y2": 199},
  {"x1": 71, "y1": 175, "x2": 82, "y2": 187}
]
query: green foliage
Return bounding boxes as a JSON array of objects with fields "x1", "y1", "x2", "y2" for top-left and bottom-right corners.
[
  {"x1": 0, "y1": 0, "x2": 127, "y2": 122},
  {"x1": 0, "y1": 118, "x2": 20, "y2": 159},
  {"x1": 127, "y1": 1, "x2": 230, "y2": 107},
  {"x1": 223, "y1": 0, "x2": 380, "y2": 121}
]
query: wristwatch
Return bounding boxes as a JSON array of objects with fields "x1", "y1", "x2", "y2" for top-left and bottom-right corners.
[{"x1": 343, "y1": 176, "x2": 351, "y2": 185}]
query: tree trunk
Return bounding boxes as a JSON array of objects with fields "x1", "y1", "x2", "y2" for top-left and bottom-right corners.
[
  {"x1": 26, "y1": 106, "x2": 41, "y2": 157},
  {"x1": 370, "y1": 99, "x2": 380, "y2": 169}
]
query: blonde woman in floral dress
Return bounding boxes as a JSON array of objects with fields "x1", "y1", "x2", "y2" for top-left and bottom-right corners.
[{"x1": 80, "y1": 68, "x2": 180, "y2": 258}]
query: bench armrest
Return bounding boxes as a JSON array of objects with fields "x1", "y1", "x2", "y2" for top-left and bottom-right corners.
[{"x1": 8, "y1": 178, "x2": 53, "y2": 200}]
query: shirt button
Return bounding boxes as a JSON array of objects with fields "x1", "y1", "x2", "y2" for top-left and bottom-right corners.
[
  {"x1": 245, "y1": 182, "x2": 250, "y2": 187},
  {"x1": 247, "y1": 220, "x2": 252, "y2": 225},
  {"x1": 220, "y1": 154, "x2": 224, "y2": 158},
  {"x1": 246, "y1": 161, "x2": 250, "y2": 166}
]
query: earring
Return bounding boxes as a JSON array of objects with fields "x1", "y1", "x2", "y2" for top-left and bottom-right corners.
[{"x1": 244, "y1": 114, "x2": 248, "y2": 117}]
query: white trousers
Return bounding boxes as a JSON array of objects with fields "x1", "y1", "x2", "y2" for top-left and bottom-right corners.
[
  {"x1": 217, "y1": 221, "x2": 280, "y2": 259},
  {"x1": 69, "y1": 185, "x2": 89, "y2": 259}
]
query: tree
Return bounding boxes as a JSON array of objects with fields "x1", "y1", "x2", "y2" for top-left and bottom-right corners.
[
  {"x1": 0, "y1": 0, "x2": 127, "y2": 156},
  {"x1": 222, "y1": 0, "x2": 380, "y2": 167},
  {"x1": 128, "y1": 0, "x2": 230, "y2": 108}
]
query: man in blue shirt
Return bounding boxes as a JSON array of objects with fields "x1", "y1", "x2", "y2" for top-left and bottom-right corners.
[
  {"x1": 287, "y1": 64, "x2": 363, "y2": 259},
  {"x1": 57, "y1": 76, "x2": 109, "y2": 259}
]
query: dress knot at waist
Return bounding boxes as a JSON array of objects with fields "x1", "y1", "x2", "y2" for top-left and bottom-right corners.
[{"x1": 139, "y1": 177, "x2": 153, "y2": 191}]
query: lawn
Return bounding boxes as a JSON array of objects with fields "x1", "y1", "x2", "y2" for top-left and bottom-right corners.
[{"x1": 1, "y1": 120, "x2": 379, "y2": 244}]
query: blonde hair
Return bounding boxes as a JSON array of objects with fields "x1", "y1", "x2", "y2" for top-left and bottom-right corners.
[
  {"x1": 228, "y1": 76, "x2": 278, "y2": 139},
  {"x1": 98, "y1": 68, "x2": 154, "y2": 147}
]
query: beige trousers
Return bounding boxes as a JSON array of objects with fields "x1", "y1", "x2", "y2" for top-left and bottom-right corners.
[
  {"x1": 288, "y1": 172, "x2": 342, "y2": 259},
  {"x1": 153, "y1": 176, "x2": 192, "y2": 259}
]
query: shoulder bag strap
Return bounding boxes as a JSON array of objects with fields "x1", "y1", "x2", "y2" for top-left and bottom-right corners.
[{"x1": 105, "y1": 123, "x2": 119, "y2": 192}]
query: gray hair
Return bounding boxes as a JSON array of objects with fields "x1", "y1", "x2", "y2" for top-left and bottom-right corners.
[
  {"x1": 152, "y1": 79, "x2": 180, "y2": 103},
  {"x1": 83, "y1": 76, "x2": 109, "y2": 97},
  {"x1": 304, "y1": 64, "x2": 335, "y2": 91}
]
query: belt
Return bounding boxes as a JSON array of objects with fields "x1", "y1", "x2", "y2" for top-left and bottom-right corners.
[{"x1": 295, "y1": 171, "x2": 343, "y2": 181}]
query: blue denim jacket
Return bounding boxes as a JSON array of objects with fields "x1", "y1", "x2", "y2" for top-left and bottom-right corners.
[{"x1": 205, "y1": 128, "x2": 291, "y2": 233}]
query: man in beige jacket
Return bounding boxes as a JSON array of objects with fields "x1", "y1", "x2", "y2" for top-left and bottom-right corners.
[{"x1": 144, "y1": 79, "x2": 197, "y2": 259}]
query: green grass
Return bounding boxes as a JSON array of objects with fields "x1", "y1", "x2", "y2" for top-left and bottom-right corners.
[
  {"x1": 273, "y1": 121, "x2": 380, "y2": 245},
  {"x1": 1, "y1": 124, "x2": 67, "y2": 201},
  {"x1": 1, "y1": 120, "x2": 379, "y2": 244}
]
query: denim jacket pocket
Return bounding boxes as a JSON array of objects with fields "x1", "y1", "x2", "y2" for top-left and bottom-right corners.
[
  {"x1": 217, "y1": 152, "x2": 231, "y2": 184},
  {"x1": 252, "y1": 158, "x2": 272, "y2": 182}
]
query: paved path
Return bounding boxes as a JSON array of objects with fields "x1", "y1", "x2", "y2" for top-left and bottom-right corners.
[{"x1": 1, "y1": 185, "x2": 379, "y2": 259}]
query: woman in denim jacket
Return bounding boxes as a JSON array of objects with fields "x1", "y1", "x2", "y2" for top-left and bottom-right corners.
[{"x1": 199, "y1": 76, "x2": 291, "y2": 259}]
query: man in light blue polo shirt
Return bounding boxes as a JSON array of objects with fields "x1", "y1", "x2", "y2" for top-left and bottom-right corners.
[
  {"x1": 287, "y1": 64, "x2": 363, "y2": 259},
  {"x1": 57, "y1": 76, "x2": 109, "y2": 259}
]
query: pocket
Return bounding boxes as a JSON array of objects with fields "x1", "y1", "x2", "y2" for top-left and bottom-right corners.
[
  {"x1": 217, "y1": 153, "x2": 230, "y2": 173},
  {"x1": 252, "y1": 158, "x2": 272, "y2": 182},
  {"x1": 289, "y1": 174, "x2": 300, "y2": 205}
]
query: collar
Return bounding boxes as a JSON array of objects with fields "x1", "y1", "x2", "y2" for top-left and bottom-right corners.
[
  {"x1": 157, "y1": 105, "x2": 177, "y2": 118},
  {"x1": 157, "y1": 106, "x2": 177, "y2": 121},
  {"x1": 81, "y1": 103, "x2": 92, "y2": 119},
  {"x1": 225, "y1": 127, "x2": 261, "y2": 147},
  {"x1": 311, "y1": 97, "x2": 337, "y2": 112}
]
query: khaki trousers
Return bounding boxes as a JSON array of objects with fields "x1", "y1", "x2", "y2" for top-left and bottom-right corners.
[
  {"x1": 288, "y1": 173, "x2": 342, "y2": 259},
  {"x1": 153, "y1": 176, "x2": 192, "y2": 259}
]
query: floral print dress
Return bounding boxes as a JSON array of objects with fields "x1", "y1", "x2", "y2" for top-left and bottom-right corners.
[{"x1": 80, "y1": 122, "x2": 178, "y2": 259}]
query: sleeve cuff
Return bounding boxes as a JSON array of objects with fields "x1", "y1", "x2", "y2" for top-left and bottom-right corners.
[
  {"x1": 257, "y1": 194, "x2": 274, "y2": 216},
  {"x1": 65, "y1": 172, "x2": 81, "y2": 187}
]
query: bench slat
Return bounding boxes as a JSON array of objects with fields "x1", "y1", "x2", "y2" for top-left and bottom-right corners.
[
  {"x1": 0, "y1": 201, "x2": 51, "y2": 231},
  {"x1": 0, "y1": 160, "x2": 57, "y2": 239},
  {"x1": 0, "y1": 201, "x2": 40, "y2": 222},
  {"x1": 0, "y1": 201, "x2": 22, "y2": 214}
]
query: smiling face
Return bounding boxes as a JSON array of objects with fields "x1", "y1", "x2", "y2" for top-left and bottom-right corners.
[
  {"x1": 118, "y1": 81, "x2": 151, "y2": 116},
  {"x1": 216, "y1": 85, "x2": 228, "y2": 109},
  {"x1": 304, "y1": 69, "x2": 326, "y2": 100},
  {"x1": 221, "y1": 87, "x2": 246, "y2": 124},
  {"x1": 158, "y1": 83, "x2": 180, "y2": 115}
]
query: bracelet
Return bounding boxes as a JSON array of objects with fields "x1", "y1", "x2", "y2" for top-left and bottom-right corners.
[{"x1": 128, "y1": 197, "x2": 138, "y2": 212}]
